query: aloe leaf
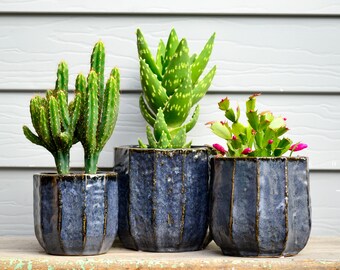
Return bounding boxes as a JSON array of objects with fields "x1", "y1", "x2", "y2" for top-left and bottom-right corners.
[
  {"x1": 153, "y1": 109, "x2": 171, "y2": 141},
  {"x1": 191, "y1": 33, "x2": 215, "y2": 85},
  {"x1": 139, "y1": 95, "x2": 156, "y2": 126},
  {"x1": 171, "y1": 126, "x2": 186, "y2": 148},
  {"x1": 192, "y1": 65, "x2": 216, "y2": 105},
  {"x1": 136, "y1": 29, "x2": 162, "y2": 80},
  {"x1": 163, "y1": 29, "x2": 179, "y2": 72}
]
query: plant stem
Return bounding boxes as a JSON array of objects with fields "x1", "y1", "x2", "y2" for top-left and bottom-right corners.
[
  {"x1": 55, "y1": 151, "x2": 70, "y2": 175},
  {"x1": 85, "y1": 151, "x2": 99, "y2": 174}
]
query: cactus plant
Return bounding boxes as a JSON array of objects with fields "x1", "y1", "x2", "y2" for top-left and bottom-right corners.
[
  {"x1": 208, "y1": 94, "x2": 308, "y2": 157},
  {"x1": 137, "y1": 28, "x2": 216, "y2": 149},
  {"x1": 76, "y1": 41, "x2": 120, "y2": 174},
  {"x1": 23, "y1": 62, "x2": 81, "y2": 174}
]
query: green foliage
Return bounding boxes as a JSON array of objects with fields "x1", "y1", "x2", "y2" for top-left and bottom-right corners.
[
  {"x1": 23, "y1": 41, "x2": 120, "y2": 174},
  {"x1": 137, "y1": 28, "x2": 216, "y2": 148},
  {"x1": 23, "y1": 62, "x2": 81, "y2": 174},
  {"x1": 209, "y1": 94, "x2": 295, "y2": 157},
  {"x1": 76, "y1": 41, "x2": 120, "y2": 174}
]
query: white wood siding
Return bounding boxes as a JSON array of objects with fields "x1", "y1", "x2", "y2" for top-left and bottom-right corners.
[{"x1": 0, "y1": 4, "x2": 339, "y2": 235}]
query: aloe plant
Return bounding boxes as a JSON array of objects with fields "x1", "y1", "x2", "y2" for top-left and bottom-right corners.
[
  {"x1": 23, "y1": 62, "x2": 81, "y2": 174},
  {"x1": 76, "y1": 41, "x2": 120, "y2": 173},
  {"x1": 137, "y1": 28, "x2": 216, "y2": 148}
]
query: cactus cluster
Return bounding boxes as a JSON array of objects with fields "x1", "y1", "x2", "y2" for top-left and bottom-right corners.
[
  {"x1": 23, "y1": 62, "x2": 81, "y2": 174},
  {"x1": 209, "y1": 94, "x2": 307, "y2": 157},
  {"x1": 76, "y1": 42, "x2": 120, "y2": 174},
  {"x1": 137, "y1": 29, "x2": 216, "y2": 149},
  {"x1": 23, "y1": 41, "x2": 120, "y2": 174}
]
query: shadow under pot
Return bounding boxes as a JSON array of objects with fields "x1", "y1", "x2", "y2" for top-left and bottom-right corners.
[
  {"x1": 34, "y1": 172, "x2": 118, "y2": 256},
  {"x1": 114, "y1": 146, "x2": 210, "y2": 252},
  {"x1": 210, "y1": 157, "x2": 311, "y2": 257}
]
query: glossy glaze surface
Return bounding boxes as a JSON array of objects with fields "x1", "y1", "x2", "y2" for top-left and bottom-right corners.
[
  {"x1": 210, "y1": 157, "x2": 311, "y2": 257},
  {"x1": 34, "y1": 173, "x2": 118, "y2": 255},
  {"x1": 115, "y1": 146, "x2": 210, "y2": 252}
]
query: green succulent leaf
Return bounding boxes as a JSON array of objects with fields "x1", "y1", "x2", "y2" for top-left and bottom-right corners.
[
  {"x1": 139, "y1": 95, "x2": 156, "y2": 126},
  {"x1": 163, "y1": 70, "x2": 193, "y2": 128},
  {"x1": 192, "y1": 65, "x2": 216, "y2": 105},
  {"x1": 162, "y1": 39, "x2": 190, "y2": 96},
  {"x1": 140, "y1": 58, "x2": 168, "y2": 113},
  {"x1": 247, "y1": 110, "x2": 259, "y2": 131},
  {"x1": 48, "y1": 96, "x2": 61, "y2": 145},
  {"x1": 184, "y1": 105, "x2": 200, "y2": 133},
  {"x1": 156, "y1": 39, "x2": 166, "y2": 72},
  {"x1": 269, "y1": 117, "x2": 285, "y2": 130},
  {"x1": 146, "y1": 125, "x2": 157, "y2": 148},
  {"x1": 153, "y1": 108, "x2": 171, "y2": 141},
  {"x1": 191, "y1": 32, "x2": 215, "y2": 85},
  {"x1": 163, "y1": 28, "x2": 179, "y2": 73},
  {"x1": 210, "y1": 122, "x2": 232, "y2": 140},
  {"x1": 57, "y1": 90, "x2": 70, "y2": 130},
  {"x1": 23, "y1": 126, "x2": 44, "y2": 147},
  {"x1": 136, "y1": 29, "x2": 162, "y2": 80},
  {"x1": 55, "y1": 61, "x2": 68, "y2": 96},
  {"x1": 158, "y1": 130, "x2": 171, "y2": 149},
  {"x1": 171, "y1": 126, "x2": 186, "y2": 148},
  {"x1": 138, "y1": 138, "x2": 148, "y2": 148}
]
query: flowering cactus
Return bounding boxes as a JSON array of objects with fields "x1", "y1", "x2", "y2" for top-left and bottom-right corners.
[
  {"x1": 137, "y1": 28, "x2": 216, "y2": 148},
  {"x1": 208, "y1": 94, "x2": 307, "y2": 157},
  {"x1": 23, "y1": 62, "x2": 81, "y2": 174},
  {"x1": 76, "y1": 41, "x2": 120, "y2": 173}
]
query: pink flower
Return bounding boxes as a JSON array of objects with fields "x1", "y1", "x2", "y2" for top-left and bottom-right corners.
[
  {"x1": 241, "y1": 148, "x2": 252, "y2": 155},
  {"x1": 289, "y1": 143, "x2": 308, "y2": 152},
  {"x1": 232, "y1": 135, "x2": 237, "y2": 140},
  {"x1": 213, "y1": 144, "x2": 227, "y2": 155},
  {"x1": 283, "y1": 117, "x2": 287, "y2": 121},
  {"x1": 268, "y1": 139, "x2": 274, "y2": 144}
]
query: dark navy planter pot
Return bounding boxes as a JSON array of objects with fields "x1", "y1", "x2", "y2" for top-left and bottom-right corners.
[
  {"x1": 114, "y1": 146, "x2": 210, "y2": 252},
  {"x1": 34, "y1": 172, "x2": 118, "y2": 256},
  {"x1": 210, "y1": 157, "x2": 311, "y2": 257}
]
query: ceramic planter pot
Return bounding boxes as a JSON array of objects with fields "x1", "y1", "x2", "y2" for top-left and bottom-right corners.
[
  {"x1": 114, "y1": 146, "x2": 210, "y2": 252},
  {"x1": 34, "y1": 172, "x2": 118, "y2": 255},
  {"x1": 210, "y1": 157, "x2": 311, "y2": 257}
]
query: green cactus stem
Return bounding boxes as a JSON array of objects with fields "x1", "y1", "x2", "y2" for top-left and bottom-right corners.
[
  {"x1": 23, "y1": 61, "x2": 81, "y2": 174},
  {"x1": 137, "y1": 28, "x2": 216, "y2": 149},
  {"x1": 76, "y1": 41, "x2": 120, "y2": 174}
]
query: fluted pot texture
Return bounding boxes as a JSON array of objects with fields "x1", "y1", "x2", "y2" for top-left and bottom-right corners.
[
  {"x1": 114, "y1": 146, "x2": 210, "y2": 252},
  {"x1": 210, "y1": 157, "x2": 311, "y2": 257},
  {"x1": 34, "y1": 173, "x2": 118, "y2": 255}
]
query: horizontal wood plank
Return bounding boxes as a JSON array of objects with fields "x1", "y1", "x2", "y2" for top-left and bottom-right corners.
[
  {"x1": 1, "y1": 16, "x2": 340, "y2": 92},
  {"x1": 1, "y1": 0, "x2": 340, "y2": 15},
  {"x1": 0, "y1": 92, "x2": 339, "y2": 170}
]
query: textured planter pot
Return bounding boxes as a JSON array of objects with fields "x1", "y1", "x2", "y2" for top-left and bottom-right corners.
[
  {"x1": 210, "y1": 157, "x2": 311, "y2": 257},
  {"x1": 114, "y1": 146, "x2": 210, "y2": 252},
  {"x1": 34, "y1": 172, "x2": 118, "y2": 256}
]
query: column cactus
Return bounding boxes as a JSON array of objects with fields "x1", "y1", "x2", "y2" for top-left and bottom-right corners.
[
  {"x1": 23, "y1": 62, "x2": 81, "y2": 174},
  {"x1": 76, "y1": 41, "x2": 120, "y2": 174},
  {"x1": 137, "y1": 28, "x2": 216, "y2": 149}
]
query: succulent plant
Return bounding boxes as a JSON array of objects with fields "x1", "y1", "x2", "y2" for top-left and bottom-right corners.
[
  {"x1": 137, "y1": 28, "x2": 216, "y2": 149},
  {"x1": 23, "y1": 62, "x2": 81, "y2": 174},
  {"x1": 76, "y1": 41, "x2": 120, "y2": 173},
  {"x1": 208, "y1": 94, "x2": 307, "y2": 157}
]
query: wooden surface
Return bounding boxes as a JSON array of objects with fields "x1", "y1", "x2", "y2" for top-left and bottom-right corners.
[{"x1": 0, "y1": 237, "x2": 339, "y2": 270}]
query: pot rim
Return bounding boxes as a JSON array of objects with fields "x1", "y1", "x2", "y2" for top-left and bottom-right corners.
[
  {"x1": 114, "y1": 145, "x2": 208, "y2": 152},
  {"x1": 212, "y1": 156, "x2": 308, "y2": 161},
  {"x1": 33, "y1": 171, "x2": 117, "y2": 177}
]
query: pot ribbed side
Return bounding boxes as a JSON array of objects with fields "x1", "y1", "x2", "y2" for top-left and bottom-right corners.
[
  {"x1": 34, "y1": 173, "x2": 118, "y2": 256},
  {"x1": 210, "y1": 157, "x2": 311, "y2": 257},
  {"x1": 115, "y1": 146, "x2": 210, "y2": 252}
]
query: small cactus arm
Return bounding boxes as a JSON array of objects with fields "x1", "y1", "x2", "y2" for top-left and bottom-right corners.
[
  {"x1": 137, "y1": 28, "x2": 216, "y2": 148},
  {"x1": 76, "y1": 41, "x2": 120, "y2": 174},
  {"x1": 23, "y1": 62, "x2": 81, "y2": 174}
]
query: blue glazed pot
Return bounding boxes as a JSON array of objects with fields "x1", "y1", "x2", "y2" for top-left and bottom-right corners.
[
  {"x1": 34, "y1": 172, "x2": 118, "y2": 255},
  {"x1": 114, "y1": 146, "x2": 210, "y2": 252},
  {"x1": 210, "y1": 157, "x2": 311, "y2": 257}
]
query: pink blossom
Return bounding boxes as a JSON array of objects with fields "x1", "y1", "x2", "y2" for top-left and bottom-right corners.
[
  {"x1": 232, "y1": 135, "x2": 237, "y2": 140},
  {"x1": 268, "y1": 139, "x2": 274, "y2": 144},
  {"x1": 283, "y1": 117, "x2": 287, "y2": 121},
  {"x1": 241, "y1": 148, "x2": 252, "y2": 155},
  {"x1": 289, "y1": 143, "x2": 308, "y2": 152},
  {"x1": 213, "y1": 144, "x2": 227, "y2": 155}
]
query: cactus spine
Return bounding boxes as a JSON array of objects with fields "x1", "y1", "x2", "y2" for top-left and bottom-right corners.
[
  {"x1": 23, "y1": 62, "x2": 81, "y2": 174},
  {"x1": 137, "y1": 28, "x2": 216, "y2": 148},
  {"x1": 76, "y1": 41, "x2": 120, "y2": 174}
]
